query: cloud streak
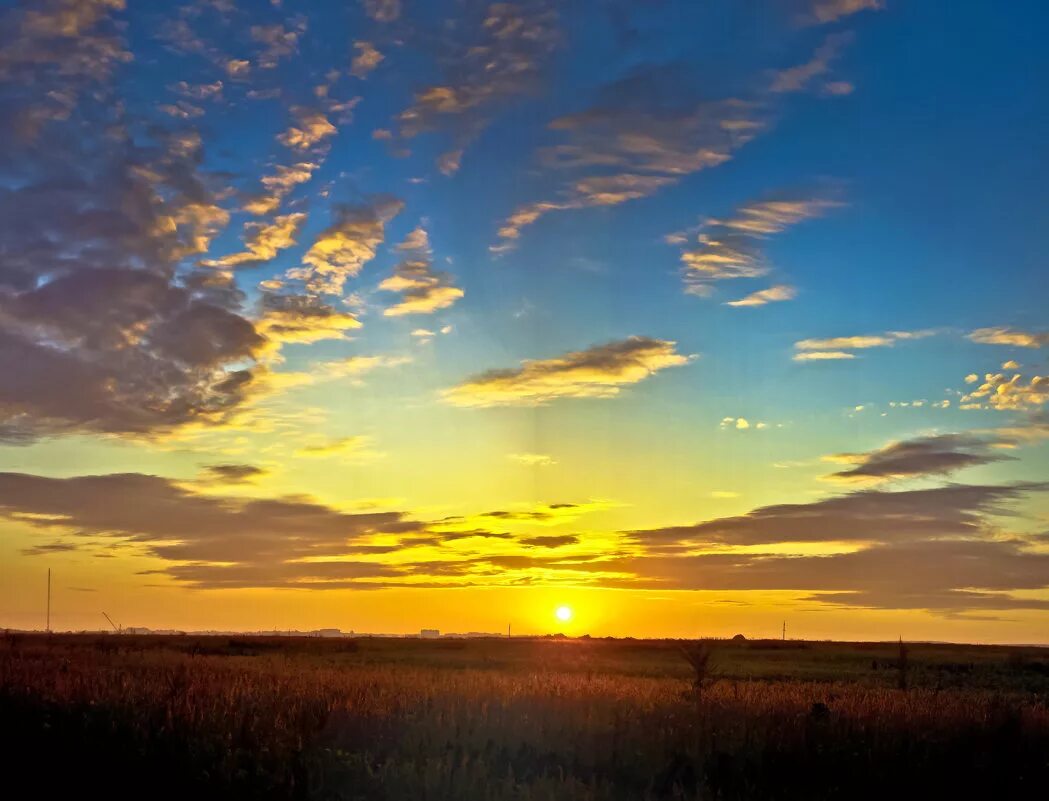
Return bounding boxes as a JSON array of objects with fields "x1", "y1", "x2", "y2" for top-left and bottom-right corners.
[{"x1": 443, "y1": 337, "x2": 694, "y2": 407}]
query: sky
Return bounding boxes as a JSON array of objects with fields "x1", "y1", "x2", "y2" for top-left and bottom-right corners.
[{"x1": 1, "y1": 0, "x2": 1047, "y2": 642}]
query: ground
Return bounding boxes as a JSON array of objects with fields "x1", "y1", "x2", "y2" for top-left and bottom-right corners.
[{"x1": 2, "y1": 633, "x2": 1048, "y2": 799}]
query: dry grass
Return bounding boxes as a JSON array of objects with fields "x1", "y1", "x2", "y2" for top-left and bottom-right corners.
[{"x1": 2, "y1": 634, "x2": 1048, "y2": 799}]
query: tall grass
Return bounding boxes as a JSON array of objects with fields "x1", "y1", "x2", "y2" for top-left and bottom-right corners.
[{"x1": 1, "y1": 635, "x2": 1047, "y2": 800}]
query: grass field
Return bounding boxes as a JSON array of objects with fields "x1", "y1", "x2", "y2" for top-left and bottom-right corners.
[{"x1": 2, "y1": 633, "x2": 1048, "y2": 799}]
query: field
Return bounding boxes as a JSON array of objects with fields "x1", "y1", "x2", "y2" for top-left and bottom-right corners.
[{"x1": 2, "y1": 634, "x2": 1048, "y2": 800}]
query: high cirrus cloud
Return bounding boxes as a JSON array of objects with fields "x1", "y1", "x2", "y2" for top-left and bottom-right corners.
[
  {"x1": 725, "y1": 284, "x2": 798, "y2": 307},
  {"x1": 392, "y1": 2, "x2": 559, "y2": 175},
  {"x1": 793, "y1": 329, "x2": 936, "y2": 361},
  {"x1": 442, "y1": 337, "x2": 694, "y2": 407},
  {"x1": 494, "y1": 65, "x2": 766, "y2": 251},
  {"x1": 673, "y1": 196, "x2": 839, "y2": 296}
]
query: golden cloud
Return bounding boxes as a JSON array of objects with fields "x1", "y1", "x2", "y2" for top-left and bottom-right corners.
[{"x1": 443, "y1": 336, "x2": 694, "y2": 407}]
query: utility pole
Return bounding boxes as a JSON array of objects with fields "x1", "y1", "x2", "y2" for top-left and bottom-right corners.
[
  {"x1": 46, "y1": 568, "x2": 51, "y2": 633},
  {"x1": 507, "y1": 622, "x2": 511, "y2": 640},
  {"x1": 782, "y1": 620, "x2": 786, "y2": 641}
]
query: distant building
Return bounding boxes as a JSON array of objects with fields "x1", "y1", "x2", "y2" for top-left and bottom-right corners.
[
  {"x1": 314, "y1": 628, "x2": 344, "y2": 638},
  {"x1": 420, "y1": 629, "x2": 440, "y2": 639}
]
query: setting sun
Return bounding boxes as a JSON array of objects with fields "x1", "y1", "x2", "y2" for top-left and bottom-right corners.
[{"x1": 555, "y1": 606, "x2": 573, "y2": 623}]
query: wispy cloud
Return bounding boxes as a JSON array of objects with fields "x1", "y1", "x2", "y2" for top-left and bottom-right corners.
[
  {"x1": 808, "y1": 0, "x2": 884, "y2": 25},
  {"x1": 200, "y1": 463, "x2": 270, "y2": 484},
  {"x1": 392, "y1": 2, "x2": 559, "y2": 174},
  {"x1": 493, "y1": 63, "x2": 768, "y2": 251},
  {"x1": 443, "y1": 337, "x2": 694, "y2": 407},
  {"x1": 255, "y1": 294, "x2": 361, "y2": 345},
  {"x1": 288, "y1": 196, "x2": 403, "y2": 295},
  {"x1": 823, "y1": 433, "x2": 1012, "y2": 484},
  {"x1": 675, "y1": 196, "x2": 839, "y2": 295},
  {"x1": 793, "y1": 330, "x2": 936, "y2": 361},
  {"x1": 508, "y1": 453, "x2": 557, "y2": 467},
  {"x1": 379, "y1": 226, "x2": 464, "y2": 316},
  {"x1": 295, "y1": 435, "x2": 377, "y2": 459},
  {"x1": 362, "y1": 0, "x2": 401, "y2": 23},
  {"x1": 968, "y1": 327, "x2": 1049, "y2": 348},
  {"x1": 726, "y1": 284, "x2": 797, "y2": 307},
  {"x1": 770, "y1": 33, "x2": 852, "y2": 94},
  {"x1": 351, "y1": 41, "x2": 383, "y2": 78},
  {"x1": 203, "y1": 213, "x2": 306, "y2": 268}
]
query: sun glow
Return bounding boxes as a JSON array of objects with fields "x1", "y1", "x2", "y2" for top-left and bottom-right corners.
[{"x1": 555, "y1": 605, "x2": 572, "y2": 622}]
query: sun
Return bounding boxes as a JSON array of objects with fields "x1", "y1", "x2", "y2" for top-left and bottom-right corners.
[{"x1": 555, "y1": 605, "x2": 572, "y2": 622}]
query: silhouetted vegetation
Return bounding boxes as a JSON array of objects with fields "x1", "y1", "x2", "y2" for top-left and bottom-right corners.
[{"x1": 2, "y1": 633, "x2": 1048, "y2": 800}]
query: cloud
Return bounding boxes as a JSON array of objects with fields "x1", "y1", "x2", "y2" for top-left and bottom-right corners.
[
  {"x1": 244, "y1": 162, "x2": 319, "y2": 216},
  {"x1": 351, "y1": 41, "x2": 383, "y2": 78},
  {"x1": 0, "y1": 80, "x2": 273, "y2": 443},
  {"x1": 725, "y1": 284, "x2": 797, "y2": 307},
  {"x1": 250, "y1": 20, "x2": 305, "y2": 69},
  {"x1": 392, "y1": 2, "x2": 559, "y2": 172},
  {"x1": 627, "y1": 483, "x2": 1043, "y2": 548},
  {"x1": 495, "y1": 68, "x2": 766, "y2": 250},
  {"x1": 5, "y1": 470, "x2": 1048, "y2": 609},
  {"x1": 721, "y1": 417, "x2": 768, "y2": 430},
  {"x1": 508, "y1": 453, "x2": 557, "y2": 467},
  {"x1": 362, "y1": 0, "x2": 401, "y2": 23},
  {"x1": 962, "y1": 372, "x2": 1048, "y2": 411},
  {"x1": 200, "y1": 463, "x2": 270, "y2": 484},
  {"x1": 443, "y1": 337, "x2": 694, "y2": 407},
  {"x1": 616, "y1": 483, "x2": 1049, "y2": 612},
  {"x1": 278, "y1": 108, "x2": 337, "y2": 151},
  {"x1": 771, "y1": 33, "x2": 852, "y2": 94},
  {"x1": 791, "y1": 350, "x2": 857, "y2": 362},
  {"x1": 203, "y1": 213, "x2": 306, "y2": 268},
  {"x1": 968, "y1": 327, "x2": 1049, "y2": 348},
  {"x1": 294, "y1": 435, "x2": 375, "y2": 459},
  {"x1": 255, "y1": 293, "x2": 361, "y2": 345},
  {"x1": 809, "y1": 0, "x2": 884, "y2": 25},
  {"x1": 289, "y1": 196, "x2": 403, "y2": 295},
  {"x1": 520, "y1": 535, "x2": 578, "y2": 548},
  {"x1": 378, "y1": 226, "x2": 464, "y2": 316},
  {"x1": 793, "y1": 330, "x2": 935, "y2": 360},
  {"x1": 823, "y1": 433, "x2": 1012, "y2": 483},
  {"x1": 0, "y1": 471, "x2": 419, "y2": 588},
  {"x1": 674, "y1": 196, "x2": 839, "y2": 295}
]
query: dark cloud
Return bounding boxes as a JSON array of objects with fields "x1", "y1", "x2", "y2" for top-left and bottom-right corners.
[
  {"x1": 0, "y1": 1, "x2": 274, "y2": 443},
  {"x1": 21, "y1": 541, "x2": 77, "y2": 556},
  {"x1": 0, "y1": 471, "x2": 420, "y2": 587},
  {"x1": 824, "y1": 433, "x2": 1013, "y2": 483},
  {"x1": 613, "y1": 481, "x2": 1049, "y2": 612},
  {"x1": 4, "y1": 470, "x2": 1049, "y2": 610},
  {"x1": 200, "y1": 463, "x2": 269, "y2": 484},
  {"x1": 627, "y1": 483, "x2": 1044, "y2": 547},
  {"x1": 520, "y1": 534, "x2": 579, "y2": 548},
  {"x1": 608, "y1": 537, "x2": 1049, "y2": 612}
]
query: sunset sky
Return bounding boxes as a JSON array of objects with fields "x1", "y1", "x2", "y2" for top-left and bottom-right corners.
[{"x1": 1, "y1": 0, "x2": 1048, "y2": 642}]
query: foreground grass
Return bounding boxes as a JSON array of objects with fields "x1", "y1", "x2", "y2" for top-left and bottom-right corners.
[{"x1": 2, "y1": 634, "x2": 1048, "y2": 799}]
